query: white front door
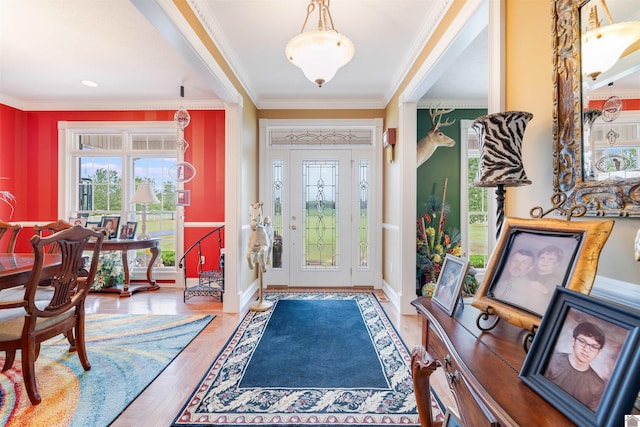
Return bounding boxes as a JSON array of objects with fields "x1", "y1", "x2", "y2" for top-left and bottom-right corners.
[
  {"x1": 288, "y1": 150, "x2": 352, "y2": 286},
  {"x1": 259, "y1": 119, "x2": 381, "y2": 289}
]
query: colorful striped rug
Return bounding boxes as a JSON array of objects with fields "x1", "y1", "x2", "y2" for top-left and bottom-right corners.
[
  {"x1": 0, "y1": 313, "x2": 214, "y2": 427},
  {"x1": 173, "y1": 292, "x2": 444, "y2": 426}
]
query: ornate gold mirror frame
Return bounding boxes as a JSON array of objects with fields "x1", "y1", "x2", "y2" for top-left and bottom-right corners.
[{"x1": 552, "y1": 0, "x2": 640, "y2": 217}]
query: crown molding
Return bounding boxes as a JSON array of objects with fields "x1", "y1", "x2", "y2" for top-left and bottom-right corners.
[
  {"x1": 256, "y1": 97, "x2": 386, "y2": 110},
  {"x1": 417, "y1": 98, "x2": 488, "y2": 109},
  {"x1": 384, "y1": 0, "x2": 453, "y2": 104},
  {"x1": 0, "y1": 96, "x2": 225, "y2": 111}
]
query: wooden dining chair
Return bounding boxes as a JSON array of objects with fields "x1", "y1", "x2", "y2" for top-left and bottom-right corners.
[
  {"x1": 33, "y1": 220, "x2": 73, "y2": 254},
  {"x1": 0, "y1": 221, "x2": 22, "y2": 253},
  {"x1": 0, "y1": 225, "x2": 104, "y2": 404}
]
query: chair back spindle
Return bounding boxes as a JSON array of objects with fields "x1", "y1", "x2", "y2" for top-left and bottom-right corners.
[{"x1": 0, "y1": 221, "x2": 22, "y2": 253}]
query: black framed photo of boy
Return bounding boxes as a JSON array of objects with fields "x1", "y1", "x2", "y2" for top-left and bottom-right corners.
[
  {"x1": 432, "y1": 254, "x2": 468, "y2": 316},
  {"x1": 471, "y1": 217, "x2": 614, "y2": 332},
  {"x1": 519, "y1": 287, "x2": 640, "y2": 427}
]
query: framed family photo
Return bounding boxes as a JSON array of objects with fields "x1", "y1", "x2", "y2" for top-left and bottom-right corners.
[
  {"x1": 99, "y1": 216, "x2": 120, "y2": 240},
  {"x1": 119, "y1": 221, "x2": 137, "y2": 240},
  {"x1": 519, "y1": 287, "x2": 640, "y2": 427},
  {"x1": 471, "y1": 217, "x2": 614, "y2": 331},
  {"x1": 432, "y1": 254, "x2": 468, "y2": 316},
  {"x1": 176, "y1": 189, "x2": 191, "y2": 206},
  {"x1": 68, "y1": 217, "x2": 87, "y2": 227}
]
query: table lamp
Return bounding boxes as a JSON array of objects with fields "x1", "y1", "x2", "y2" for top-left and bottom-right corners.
[
  {"x1": 130, "y1": 183, "x2": 159, "y2": 240},
  {"x1": 472, "y1": 111, "x2": 533, "y2": 239}
]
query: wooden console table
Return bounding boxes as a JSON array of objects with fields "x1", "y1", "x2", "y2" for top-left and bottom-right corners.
[
  {"x1": 411, "y1": 297, "x2": 573, "y2": 426},
  {"x1": 87, "y1": 239, "x2": 160, "y2": 297}
]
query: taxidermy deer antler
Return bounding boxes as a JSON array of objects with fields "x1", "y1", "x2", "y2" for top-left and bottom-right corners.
[{"x1": 416, "y1": 107, "x2": 456, "y2": 168}]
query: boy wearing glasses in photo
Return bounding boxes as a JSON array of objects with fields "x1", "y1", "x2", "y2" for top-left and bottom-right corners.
[{"x1": 544, "y1": 321, "x2": 606, "y2": 411}]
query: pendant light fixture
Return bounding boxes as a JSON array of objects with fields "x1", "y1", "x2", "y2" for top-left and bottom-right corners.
[
  {"x1": 285, "y1": 0, "x2": 354, "y2": 87},
  {"x1": 581, "y1": 0, "x2": 640, "y2": 81}
]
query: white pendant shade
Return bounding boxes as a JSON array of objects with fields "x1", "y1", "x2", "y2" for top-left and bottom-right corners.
[
  {"x1": 582, "y1": 21, "x2": 640, "y2": 80},
  {"x1": 286, "y1": 30, "x2": 354, "y2": 87}
]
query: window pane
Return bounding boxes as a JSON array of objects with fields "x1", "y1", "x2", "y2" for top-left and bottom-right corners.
[
  {"x1": 133, "y1": 157, "x2": 177, "y2": 265},
  {"x1": 302, "y1": 160, "x2": 338, "y2": 269},
  {"x1": 78, "y1": 134, "x2": 122, "y2": 150},
  {"x1": 467, "y1": 156, "x2": 489, "y2": 269},
  {"x1": 132, "y1": 134, "x2": 177, "y2": 150},
  {"x1": 79, "y1": 157, "x2": 122, "y2": 211},
  {"x1": 271, "y1": 160, "x2": 284, "y2": 269},
  {"x1": 358, "y1": 160, "x2": 369, "y2": 269}
]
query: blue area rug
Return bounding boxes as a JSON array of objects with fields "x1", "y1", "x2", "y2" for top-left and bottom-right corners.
[
  {"x1": 173, "y1": 292, "x2": 443, "y2": 426},
  {"x1": 0, "y1": 314, "x2": 214, "y2": 427}
]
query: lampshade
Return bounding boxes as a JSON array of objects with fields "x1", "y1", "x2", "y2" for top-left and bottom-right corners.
[
  {"x1": 473, "y1": 111, "x2": 533, "y2": 188},
  {"x1": 130, "y1": 183, "x2": 159, "y2": 205},
  {"x1": 582, "y1": 21, "x2": 640, "y2": 81},
  {"x1": 285, "y1": 0, "x2": 354, "y2": 87}
]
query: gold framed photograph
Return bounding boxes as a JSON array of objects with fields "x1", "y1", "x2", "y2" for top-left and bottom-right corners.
[{"x1": 471, "y1": 217, "x2": 614, "y2": 332}]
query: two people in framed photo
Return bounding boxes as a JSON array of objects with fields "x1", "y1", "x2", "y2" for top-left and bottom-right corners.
[
  {"x1": 119, "y1": 222, "x2": 137, "y2": 239},
  {"x1": 492, "y1": 238, "x2": 573, "y2": 316}
]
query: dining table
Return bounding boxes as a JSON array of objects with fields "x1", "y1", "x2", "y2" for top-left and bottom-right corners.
[{"x1": 0, "y1": 253, "x2": 62, "y2": 291}]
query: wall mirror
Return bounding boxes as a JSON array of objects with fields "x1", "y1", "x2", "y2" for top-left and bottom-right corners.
[{"x1": 552, "y1": 0, "x2": 640, "y2": 216}]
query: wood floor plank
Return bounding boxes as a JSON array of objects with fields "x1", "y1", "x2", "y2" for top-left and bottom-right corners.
[{"x1": 84, "y1": 287, "x2": 457, "y2": 426}]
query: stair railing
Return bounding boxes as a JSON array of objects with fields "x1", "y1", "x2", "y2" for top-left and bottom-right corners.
[{"x1": 178, "y1": 225, "x2": 224, "y2": 287}]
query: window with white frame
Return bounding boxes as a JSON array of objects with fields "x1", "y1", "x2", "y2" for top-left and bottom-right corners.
[
  {"x1": 61, "y1": 122, "x2": 179, "y2": 276},
  {"x1": 460, "y1": 120, "x2": 494, "y2": 274}
]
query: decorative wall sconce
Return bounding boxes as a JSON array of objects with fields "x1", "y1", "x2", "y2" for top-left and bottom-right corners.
[
  {"x1": 384, "y1": 128, "x2": 396, "y2": 163},
  {"x1": 473, "y1": 111, "x2": 533, "y2": 239}
]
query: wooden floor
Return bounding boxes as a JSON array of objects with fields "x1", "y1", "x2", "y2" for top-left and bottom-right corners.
[{"x1": 85, "y1": 286, "x2": 456, "y2": 426}]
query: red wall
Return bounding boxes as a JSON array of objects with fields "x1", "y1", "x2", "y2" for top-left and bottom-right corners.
[
  {"x1": 588, "y1": 99, "x2": 640, "y2": 111},
  {"x1": 0, "y1": 104, "x2": 225, "y2": 275}
]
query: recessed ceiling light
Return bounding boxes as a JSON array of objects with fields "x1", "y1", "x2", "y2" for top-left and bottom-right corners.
[{"x1": 81, "y1": 80, "x2": 99, "y2": 88}]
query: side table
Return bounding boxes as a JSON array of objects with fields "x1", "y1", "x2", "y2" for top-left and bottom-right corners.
[{"x1": 87, "y1": 238, "x2": 160, "y2": 297}]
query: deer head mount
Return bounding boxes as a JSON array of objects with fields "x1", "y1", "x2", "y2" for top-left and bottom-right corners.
[{"x1": 416, "y1": 107, "x2": 456, "y2": 168}]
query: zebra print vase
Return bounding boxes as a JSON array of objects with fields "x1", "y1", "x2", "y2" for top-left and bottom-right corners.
[{"x1": 473, "y1": 111, "x2": 533, "y2": 187}]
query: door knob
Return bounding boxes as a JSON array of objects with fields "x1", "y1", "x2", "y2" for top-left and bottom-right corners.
[{"x1": 291, "y1": 225, "x2": 297, "y2": 230}]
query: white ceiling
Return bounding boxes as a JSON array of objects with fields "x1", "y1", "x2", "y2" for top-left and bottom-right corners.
[{"x1": 0, "y1": 0, "x2": 489, "y2": 111}]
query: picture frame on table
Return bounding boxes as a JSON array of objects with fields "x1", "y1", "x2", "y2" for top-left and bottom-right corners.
[
  {"x1": 176, "y1": 189, "x2": 190, "y2": 206},
  {"x1": 119, "y1": 221, "x2": 137, "y2": 240},
  {"x1": 519, "y1": 287, "x2": 640, "y2": 427},
  {"x1": 432, "y1": 254, "x2": 468, "y2": 316},
  {"x1": 68, "y1": 217, "x2": 87, "y2": 227},
  {"x1": 99, "y1": 216, "x2": 120, "y2": 240},
  {"x1": 442, "y1": 407, "x2": 463, "y2": 427},
  {"x1": 471, "y1": 217, "x2": 614, "y2": 331},
  {"x1": 85, "y1": 221, "x2": 100, "y2": 230}
]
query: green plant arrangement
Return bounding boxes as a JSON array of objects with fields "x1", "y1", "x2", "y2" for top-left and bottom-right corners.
[
  {"x1": 416, "y1": 179, "x2": 478, "y2": 296},
  {"x1": 93, "y1": 251, "x2": 124, "y2": 290}
]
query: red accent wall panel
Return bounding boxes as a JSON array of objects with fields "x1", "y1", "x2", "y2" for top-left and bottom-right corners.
[
  {"x1": 1, "y1": 105, "x2": 226, "y2": 258},
  {"x1": 181, "y1": 226, "x2": 226, "y2": 286}
]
